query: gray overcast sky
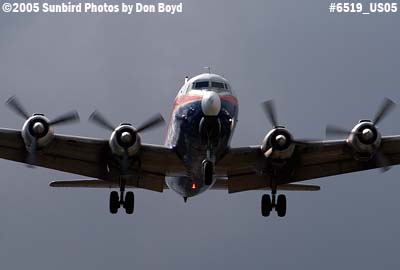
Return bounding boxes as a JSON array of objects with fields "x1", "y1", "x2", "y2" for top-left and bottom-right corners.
[{"x1": 1, "y1": 0, "x2": 400, "y2": 269}]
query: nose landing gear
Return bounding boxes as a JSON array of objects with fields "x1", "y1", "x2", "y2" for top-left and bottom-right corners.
[
  {"x1": 202, "y1": 159, "x2": 214, "y2": 186},
  {"x1": 261, "y1": 191, "x2": 286, "y2": 217}
]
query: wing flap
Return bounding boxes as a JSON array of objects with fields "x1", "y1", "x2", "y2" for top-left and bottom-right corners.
[
  {"x1": 213, "y1": 177, "x2": 319, "y2": 192},
  {"x1": 50, "y1": 180, "x2": 117, "y2": 188},
  {"x1": 50, "y1": 172, "x2": 166, "y2": 192}
]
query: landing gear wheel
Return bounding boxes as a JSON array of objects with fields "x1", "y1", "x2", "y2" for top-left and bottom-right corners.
[
  {"x1": 261, "y1": 194, "x2": 272, "y2": 217},
  {"x1": 276, "y1": 194, "x2": 287, "y2": 217},
  {"x1": 202, "y1": 159, "x2": 214, "y2": 186},
  {"x1": 109, "y1": 191, "x2": 119, "y2": 214},
  {"x1": 124, "y1": 191, "x2": 135, "y2": 214}
]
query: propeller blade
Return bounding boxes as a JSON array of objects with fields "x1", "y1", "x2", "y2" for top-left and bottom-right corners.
[
  {"x1": 263, "y1": 148, "x2": 273, "y2": 158},
  {"x1": 136, "y1": 113, "x2": 165, "y2": 133},
  {"x1": 89, "y1": 110, "x2": 115, "y2": 131},
  {"x1": 49, "y1": 111, "x2": 80, "y2": 126},
  {"x1": 326, "y1": 125, "x2": 351, "y2": 138},
  {"x1": 26, "y1": 138, "x2": 37, "y2": 167},
  {"x1": 374, "y1": 149, "x2": 391, "y2": 173},
  {"x1": 373, "y1": 98, "x2": 396, "y2": 126},
  {"x1": 5, "y1": 96, "x2": 30, "y2": 119},
  {"x1": 262, "y1": 100, "x2": 278, "y2": 128}
]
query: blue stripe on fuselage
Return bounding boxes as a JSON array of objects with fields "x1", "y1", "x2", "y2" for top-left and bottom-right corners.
[{"x1": 165, "y1": 96, "x2": 238, "y2": 197}]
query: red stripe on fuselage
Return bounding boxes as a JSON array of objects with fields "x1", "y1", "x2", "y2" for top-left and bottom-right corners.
[
  {"x1": 220, "y1": 95, "x2": 239, "y2": 106},
  {"x1": 174, "y1": 95, "x2": 203, "y2": 109},
  {"x1": 173, "y1": 94, "x2": 239, "y2": 113}
]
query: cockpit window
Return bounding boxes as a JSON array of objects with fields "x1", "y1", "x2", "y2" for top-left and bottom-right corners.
[
  {"x1": 193, "y1": 81, "x2": 209, "y2": 89},
  {"x1": 211, "y1": 81, "x2": 225, "y2": 89}
]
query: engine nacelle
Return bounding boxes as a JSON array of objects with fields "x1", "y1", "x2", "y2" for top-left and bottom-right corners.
[
  {"x1": 347, "y1": 120, "x2": 381, "y2": 160},
  {"x1": 21, "y1": 114, "x2": 54, "y2": 150},
  {"x1": 109, "y1": 124, "x2": 141, "y2": 157},
  {"x1": 261, "y1": 126, "x2": 295, "y2": 159}
]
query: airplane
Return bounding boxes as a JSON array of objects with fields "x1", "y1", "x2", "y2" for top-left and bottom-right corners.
[{"x1": 0, "y1": 72, "x2": 399, "y2": 217}]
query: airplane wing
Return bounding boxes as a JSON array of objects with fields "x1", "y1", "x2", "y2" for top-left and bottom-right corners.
[
  {"x1": 1, "y1": 127, "x2": 320, "y2": 193},
  {"x1": 217, "y1": 136, "x2": 400, "y2": 193},
  {"x1": 50, "y1": 178, "x2": 320, "y2": 191},
  {"x1": 0, "y1": 128, "x2": 185, "y2": 192}
]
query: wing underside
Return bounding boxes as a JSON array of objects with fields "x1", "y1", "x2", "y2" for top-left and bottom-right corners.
[
  {"x1": 2, "y1": 128, "x2": 400, "y2": 194},
  {"x1": 0, "y1": 128, "x2": 185, "y2": 192}
]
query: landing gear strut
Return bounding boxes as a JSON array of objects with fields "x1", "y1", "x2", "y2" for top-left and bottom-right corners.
[
  {"x1": 261, "y1": 189, "x2": 286, "y2": 217},
  {"x1": 109, "y1": 179, "x2": 135, "y2": 214}
]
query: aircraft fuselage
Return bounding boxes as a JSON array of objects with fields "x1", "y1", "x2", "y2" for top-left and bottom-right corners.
[{"x1": 165, "y1": 73, "x2": 238, "y2": 198}]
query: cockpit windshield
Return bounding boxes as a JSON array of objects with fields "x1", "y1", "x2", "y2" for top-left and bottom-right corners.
[
  {"x1": 189, "y1": 78, "x2": 232, "y2": 93},
  {"x1": 211, "y1": 81, "x2": 225, "y2": 89},
  {"x1": 193, "y1": 81, "x2": 209, "y2": 89}
]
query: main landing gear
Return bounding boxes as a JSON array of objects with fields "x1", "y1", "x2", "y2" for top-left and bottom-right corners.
[
  {"x1": 109, "y1": 181, "x2": 134, "y2": 214},
  {"x1": 261, "y1": 191, "x2": 286, "y2": 217}
]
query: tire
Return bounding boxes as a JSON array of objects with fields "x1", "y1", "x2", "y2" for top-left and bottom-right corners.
[
  {"x1": 109, "y1": 191, "x2": 119, "y2": 214},
  {"x1": 276, "y1": 194, "x2": 287, "y2": 217},
  {"x1": 202, "y1": 160, "x2": 213, "y2": 186},
  {"x1": 261, "y1": 194, "x2": 272, "y2": 217},
  {"x1": 124, "y1": 191, "x2": 135, "y2": 214}
]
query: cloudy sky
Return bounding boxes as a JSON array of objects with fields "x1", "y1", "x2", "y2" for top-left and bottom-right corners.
[{"x1": 0, "y1": 0, "x2": 400, "y2": 269}]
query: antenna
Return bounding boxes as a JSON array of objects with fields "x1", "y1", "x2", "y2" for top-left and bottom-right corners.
[{"x1": 203, "y1": 66, "x2": 211, "y2": 74}]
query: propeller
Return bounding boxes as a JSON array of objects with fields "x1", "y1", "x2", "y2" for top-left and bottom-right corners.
[
  {"x1": 374, "y1": 147, "x2": 390, "y2": 172},
  {"x1": 89, "y1": 111, "x2": 165, "y2": 133},
  {"x1": 373, "y1": 98, "x2": 396, "y2": 126},
  {"x1": 6, "y1": 96, "x2": 30, "y2": 119},
  {"x1": 326, "y1": 98, "x2": 396, "y2": 138},
  {"x1": 89, "y1": 110, "x2": 165, "y2": 175},
  {"x1": 262, "y1": 100, "x2": 278, "y2": 128},
  {"x1": 5, "y1": 96, "x2": 80, "y2": 166},
  {"x1": 325, "y1": 98, "x2": 396, "y2": 172},
  {"x1": 136, "y1": 114, "x2": 165, "y2": 133},
  {"x1": 262, "y1": 100, "x2": 316, "y2": 145},
  {"x1": 325, "y1": 124, "x2": 351, "y2": 137}
]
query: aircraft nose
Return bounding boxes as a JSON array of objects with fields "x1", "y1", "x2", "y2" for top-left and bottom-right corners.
[{"x1": 201, "y1": 91, "x2": 221, "y2": 116}]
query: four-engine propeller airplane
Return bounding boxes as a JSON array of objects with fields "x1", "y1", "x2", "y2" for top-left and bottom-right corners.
[{"x1": 0, "y1": 72, "x2": 399, "y2": 217}]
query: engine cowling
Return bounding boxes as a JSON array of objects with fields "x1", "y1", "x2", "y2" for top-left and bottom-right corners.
[
  {"x1": 261, "y1": 126, "x2": 295, "y2": 159},
  {"x1": 347, "y1": 120, "x2": 381, "y2": 160},
  {"x1": 109, "y1": 124, "x2": 141, "y2": 157},
  {"x1": 21, "y1": 114, "x2": 54, "y2": 150}
]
